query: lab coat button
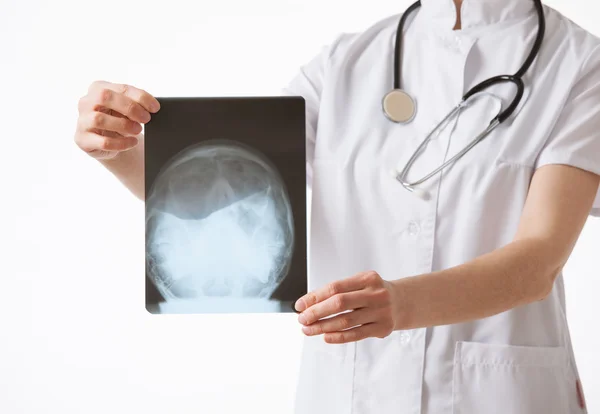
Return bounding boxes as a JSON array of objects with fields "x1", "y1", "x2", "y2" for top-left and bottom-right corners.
[
  {"x1": 455, "y1": 35, "x2": 462, "y2": 48},
  {"x1": 407, "y1": 221, "x2": 420, "y2": 236},
  {"x1": 399, "y1": 331, "x2": 411, "y2": 345}
]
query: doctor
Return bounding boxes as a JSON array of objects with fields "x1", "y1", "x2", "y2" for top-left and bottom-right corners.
[{"x1": 74, "y1": 0, "x2": 600, "y2": 412}]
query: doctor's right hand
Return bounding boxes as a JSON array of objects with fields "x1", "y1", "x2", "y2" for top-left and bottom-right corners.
[{"x1": 74, "y1": 81, "x2": 160, "y2": 160}]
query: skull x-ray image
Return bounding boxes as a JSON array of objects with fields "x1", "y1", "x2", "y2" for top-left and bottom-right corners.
[
  {"x1": 144, "y1": 97, "x2": 307, "y2": 314},
  {"x1": 147, "y1": 141, "x2": 295, "y2": 307}
]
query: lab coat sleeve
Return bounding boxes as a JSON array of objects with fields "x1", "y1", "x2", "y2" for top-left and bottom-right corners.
[
  {"x1": 280, "y1": 34, "x2": 347, "y2": 190},
  {"x1": 534, "y1": 44, "x2": 600, "y2": 217}
]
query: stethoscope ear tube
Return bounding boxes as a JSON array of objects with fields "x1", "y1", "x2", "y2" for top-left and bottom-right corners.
[
  {"x1": 515, "y1": 0, "x2": 546, "y2": 79},
  {"x1": 396, "y1": 115, "x2": 501, "y2": 193},
  {"x1": 461, "y1": 0, "x2": 543, "y2": 125}
]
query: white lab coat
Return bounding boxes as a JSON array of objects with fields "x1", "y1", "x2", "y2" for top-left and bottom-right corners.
[{"x1": 283, "y1": 0, "x2": 600, "y2": 413}]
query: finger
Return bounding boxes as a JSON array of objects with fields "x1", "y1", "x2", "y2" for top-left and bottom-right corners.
[
  {"x1": 76, "y1": 131, "x2": 139, "y2": 153},
  {"x1": 89, "y1": 88, "x2": 152, "y2": 124},
  {"x1": 98, "y1": 106, "x2": 128, "y2": 119},
  {"x1": 89, "y1": 80, "x2": 160, "y2": 113},
  {"x1": 295, "y1": 271, "x2": 373, "y2": 312},
  {"x1": 324, "y1": 323, "x2": 380, "y2": 344},
  {"x1": 79, "y1": 96, "x2": 127, "y2": 119},
  {"x1": 89, "y1": 127, "x2": 126, "y2": 139},
  {"x1": 298, "y1": 290, "x2": 368, "y2": 325},
  {"x1": 80, "y1": 110, "x2": 143, "y2": 137},
  {"x1": 302, "y1": 308, "x2": 374, "y2": 335}
]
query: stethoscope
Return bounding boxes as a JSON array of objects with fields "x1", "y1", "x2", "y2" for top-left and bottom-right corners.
[{"x1": 384, "y1": 0, "x2": 546, "y2": 199}]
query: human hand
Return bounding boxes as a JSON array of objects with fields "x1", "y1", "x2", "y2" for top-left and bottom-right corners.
[
  {"x1": 74, "y1": 81, "x2": 160, "y2": 160},
  {"x1": 294, "y1": 271, "x2": 400, "y2": 344}
]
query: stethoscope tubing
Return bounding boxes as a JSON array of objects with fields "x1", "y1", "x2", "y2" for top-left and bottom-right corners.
[{"x1": 392, "y1": 0, "x2": 546, "y2": 192}]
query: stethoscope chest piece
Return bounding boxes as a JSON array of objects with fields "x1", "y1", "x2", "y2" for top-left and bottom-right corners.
[{"x1": 383, "y1": 89, "x2": 416, "y2": 123}]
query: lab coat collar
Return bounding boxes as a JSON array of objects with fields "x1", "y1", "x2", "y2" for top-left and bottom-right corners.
[{"x1": 419, "y1": 0, "x2": 536, "y2": 31}]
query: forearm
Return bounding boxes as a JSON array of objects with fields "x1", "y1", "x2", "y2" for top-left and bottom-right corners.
[
  {"x1": 98, "y1": 134, "x2": 145, "y2": 201},
  {"x1": 392, "y1": 237, "x2": 563, "y2": 330}
]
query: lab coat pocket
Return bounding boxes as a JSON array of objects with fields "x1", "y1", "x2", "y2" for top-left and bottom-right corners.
[
  {"x1": 452, "y1": 341, "x2": 570, "y2": 414},
  {"x1": 294, "y1": 335, "x2": 355, "y2": 414}
]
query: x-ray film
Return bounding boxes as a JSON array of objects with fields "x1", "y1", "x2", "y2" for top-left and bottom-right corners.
[{"x1": 144, "y1": 97, "x2": 307, "y2": 314}]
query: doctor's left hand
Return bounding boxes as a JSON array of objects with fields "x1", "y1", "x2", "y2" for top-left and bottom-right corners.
[{"x1": 294, "y1": 271, "x2": 401, "y2": 344}]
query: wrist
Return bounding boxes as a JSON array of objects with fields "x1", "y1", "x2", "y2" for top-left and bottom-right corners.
[
  {"x1": 97, "y1": 150, "x2": 124, "y2": 165},
  {"x1": 389, "y1": 278, "x2": 415, "y2": 331}
]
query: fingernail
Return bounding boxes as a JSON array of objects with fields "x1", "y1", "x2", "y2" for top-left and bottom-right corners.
[
  {"x1": 295, "y1": 299, "x2": 306, "y2": 312},
  {"x1": 291, "y1": 302, "x2": 301, "y2": 314},
  {"x1": 150, "y1": 102, "x2": 160, "y2": 112},
  {"x1": 298, "y1": 313, "x2": 307, "y2": 325},
  {"x1": 302, "y1": 326, "x2": 311, "y2": 335},
  {"x1": 142, "y1": 112, "x2": 151, "y2": 123}
]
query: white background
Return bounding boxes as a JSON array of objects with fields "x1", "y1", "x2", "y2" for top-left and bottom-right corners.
[{"x1": 1, "y1": 0, "x2": 599, "y2": 412}]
